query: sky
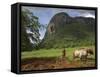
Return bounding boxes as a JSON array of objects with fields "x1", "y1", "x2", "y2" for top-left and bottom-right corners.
[{"x1": 22, "y1": 6, "x2": 95, "y2": 40}]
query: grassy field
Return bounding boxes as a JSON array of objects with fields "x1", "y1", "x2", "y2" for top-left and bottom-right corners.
[
  {"x1": 21, "y1": 46, "x2": 95, "y2": 71},
  {"x1": 21, "y1": 48, "x2": 76, "y2": 60},
  {"x1": 21, "y1": 46, "x2": 95, "y2": 60}
]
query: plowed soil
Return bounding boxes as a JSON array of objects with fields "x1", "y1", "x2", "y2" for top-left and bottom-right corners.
[{"x1": 21, "y1": 57, "x2": 95, "y2": 71}]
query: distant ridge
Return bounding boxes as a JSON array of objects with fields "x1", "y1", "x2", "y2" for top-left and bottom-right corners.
[{"x1": 40, "y1": 12, "x2": 95, "y2": 48}]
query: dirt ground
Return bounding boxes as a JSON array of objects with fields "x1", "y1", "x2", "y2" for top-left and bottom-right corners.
[
  {"x1": 21, "y1": 57, "x2": 95, "y2": 71},
  {"x1": 21, "y1": 58, "x2": 95, "y2": 71}
]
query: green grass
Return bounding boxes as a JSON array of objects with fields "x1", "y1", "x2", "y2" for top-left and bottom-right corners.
[
  {"x1": 22, "y1": 48, "x2": 63, "y2": 59},
  {"x1": 21, "y1": 46, "x2": 95, "y2": 60}
]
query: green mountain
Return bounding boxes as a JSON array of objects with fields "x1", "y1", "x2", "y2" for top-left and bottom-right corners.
[{"x1": 40, "y1": 12, "x2": 95, "y2": 48}]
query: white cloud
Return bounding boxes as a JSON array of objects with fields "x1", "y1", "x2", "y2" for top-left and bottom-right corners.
[{"x1": 82, "y1": 13, "x2": 95, "y2": 19}]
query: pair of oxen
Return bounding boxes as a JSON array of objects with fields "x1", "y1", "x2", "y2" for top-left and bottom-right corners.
[{"x1": 73, "y1": 48, "x2": 94, "y2": 61}]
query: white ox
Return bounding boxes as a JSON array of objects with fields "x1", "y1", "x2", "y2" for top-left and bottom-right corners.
[{"x1": 73, "y1": 48, "x2": 94, "y2": 61}]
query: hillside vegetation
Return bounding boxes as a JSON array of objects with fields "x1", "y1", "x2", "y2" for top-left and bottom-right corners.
[{"x1": 40, "y1": 12, "x2": 95, "y2": 49}]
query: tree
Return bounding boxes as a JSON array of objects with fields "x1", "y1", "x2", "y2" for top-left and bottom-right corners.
[{"x1": 21, "y1": 9, "x2": 41, "y2": 51}]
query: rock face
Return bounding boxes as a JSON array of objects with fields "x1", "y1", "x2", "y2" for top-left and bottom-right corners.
[{"x1": 41, "y1": 12, "x2": 95, "y2": 48}]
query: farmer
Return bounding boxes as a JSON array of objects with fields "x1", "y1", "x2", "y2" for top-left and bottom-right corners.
[{"x1": 62, "y1": 47, "x2": 66, "y2": 58}]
